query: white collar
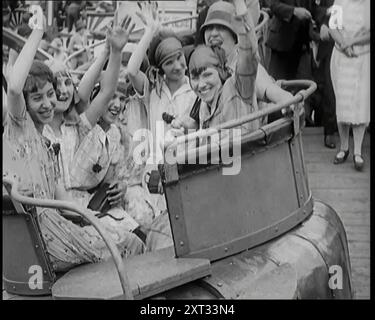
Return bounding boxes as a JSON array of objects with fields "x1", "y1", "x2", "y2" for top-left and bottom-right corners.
[{"x1": 160, "y1": 76, "x2": 192, "y2": 99}]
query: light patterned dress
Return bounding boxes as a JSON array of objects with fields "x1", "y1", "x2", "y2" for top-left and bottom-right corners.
[
  {"x1": 3, "y1": 110, "x2": 144, "y2": 272},
  {"x1": 43, "y1": 114, "x2": 93, "y2": 207},
  {"x1": 136, "y1": 74, "x2": 197, "y2": 214},
  {"x1": 330, "y1": 0, "x2": 370, "y2": 125},
  {"x1": 69, "y1": 124, "x2": 123, "y2": 190}
]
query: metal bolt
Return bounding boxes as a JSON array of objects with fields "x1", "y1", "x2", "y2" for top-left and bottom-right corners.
[
  {"x1": 180, "y1": 241, "x2": 184, "y2": 247},
  {"x1": 303, "y1": 210, "x2": 306, "y2": 215},
  {"x1": 224, "y1": 247, "x2": 228, "y2": 252},
  {"x1": 300, "y1": 195, "x2": 304, "y2": 199},
  {"x1": 275, "y1": 227, "x2": 279, "y2": 233},
  {"x1": 217, "y1": 282, "x2": 223, "y2": 287},
  {"x1": 175, "y1": 215, "x2": 179, "y2": 220},
  {"x1": 44, "y1": 270, "x2": 47, "y2": 274},
  {"x1": 35, "y1": 245, "x2": 39, "y2": 249}
]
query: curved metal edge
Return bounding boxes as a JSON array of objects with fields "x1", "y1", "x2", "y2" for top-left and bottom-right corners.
[
  {"x1": 285, "y1": 200, "x2": 354, "y2": 299},
  {"x1": 2, "y1": 177, "x2": 134, "y2": 300},
  {"x1": 166, "y1": 80, "x2": 317, "y2": 150},
  {"x1": 306, "y1": 200, "x2": 354, "y2": 298},
  {"x1": 164, "y1": 111, "x2": 303, "y2": 181},
  {"x1": 181, "y1": 196, "x2": 313, "y2": 262},
  {"x1": 201, "y1": 255, "x2": 298, "y2": 299}
]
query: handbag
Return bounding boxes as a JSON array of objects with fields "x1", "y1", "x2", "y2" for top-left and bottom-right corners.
[{"x1": 87, "y1": 183, "x2": 112, "y2": 214}]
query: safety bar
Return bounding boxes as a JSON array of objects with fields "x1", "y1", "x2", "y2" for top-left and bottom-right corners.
[
  {"x1": 2, "y1": 177, "x2": 134, "y2": 300},
  {"x1": 167, "y1": 80, "x2": 317, "y2": 149}
]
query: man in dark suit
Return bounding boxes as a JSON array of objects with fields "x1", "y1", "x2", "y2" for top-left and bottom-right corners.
[
  {"x1": 266, "y1": 0, "x2": 318, "y2": 123},
  {"x1": 266, "y1": 0, "x2": 316, "y2": 80},
  {"x1": 314, "y1": 0, "x2": 337, "y2": 148}
]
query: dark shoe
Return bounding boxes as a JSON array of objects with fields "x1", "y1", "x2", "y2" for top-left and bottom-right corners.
[
  {"x1": 333, "y1": 150, "x2": 349, "y2": 164},
  {"x1": 353, "y1": 154, "x2": 364, "y2": 171},
  {"x1": 324, "y1": 135, "x2": 336, "y2": 149}
]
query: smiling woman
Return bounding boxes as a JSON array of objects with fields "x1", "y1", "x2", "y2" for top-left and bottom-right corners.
[
  {"x1": 22, "y1": 61, "x2": 57, "y2": 128},
  {"x1": 4, "y1": 5, "x2": 145, "y2": 273},
  {"x1": 188, "y1": 0, "x2": 259, "y2": 133}
]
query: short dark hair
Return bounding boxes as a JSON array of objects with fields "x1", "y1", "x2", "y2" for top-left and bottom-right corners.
[
  {"x1": 23, "y1": 61, "x2": 56, "y2": 101},
  {"x1": 189, "y1": 66, "x2": 207, "y2": 78}
]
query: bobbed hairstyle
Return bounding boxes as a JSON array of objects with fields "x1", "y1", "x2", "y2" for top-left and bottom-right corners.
[{"x1": 23, "y1": 60, "x2": 56, "y2": 102}]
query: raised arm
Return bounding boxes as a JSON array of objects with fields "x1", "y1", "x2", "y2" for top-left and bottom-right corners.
[
  {"x1": 233, "y1": 0, "x2": 259, "y2": 101},
  {"x1": 77, "y1": 39, "x2": 110, "y2": 104},
  {"x1": 258, "y1": 65, "x2": 293, "y2": 103},
  {"x1": 5, "y1": 48, "x2": 19, "y2": 81},
  {"x1": 84, "y1": 15, "x2": 135, "y2": 127},
  {"x1": 127, "y1": 2, "x2": 161, "y2": 95},
  {"x1": 7, "y1": 6, "x2": 45, "y2": 118}
]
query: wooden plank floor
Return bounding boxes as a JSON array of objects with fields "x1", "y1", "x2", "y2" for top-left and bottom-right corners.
[{"x1": 302, "y1": 127, "x2": 370, "y2": 300}]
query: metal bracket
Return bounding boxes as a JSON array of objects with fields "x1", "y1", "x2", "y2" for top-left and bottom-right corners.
[
  {"x1": 162, "y1": 163, "x2": 179, "y2": 186},
  {"x1": 292, "y1": 91, "x2": 307, "y2": 136}
]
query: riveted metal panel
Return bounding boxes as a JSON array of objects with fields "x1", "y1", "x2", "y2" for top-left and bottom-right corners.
[
  {"x1": 163, "y1": 164, "x2": 191, "y2": 257},
  {"x1": 165, "y1": 137, "x2": 312, "y2": 261},
  {"x1": 3, "y1": 207, "x2": 55, "y2": 296},
  {"x1": 289, "y1": 133, "x2": 310, "y2": 207}
]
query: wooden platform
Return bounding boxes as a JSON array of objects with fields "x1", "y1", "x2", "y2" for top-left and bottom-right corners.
[{"x1": 302, "y1": 127, "x2": 370, "y2": 300}]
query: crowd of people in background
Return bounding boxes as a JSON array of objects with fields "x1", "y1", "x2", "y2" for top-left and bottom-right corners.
[{"x1": 2, "y1": 0, "x2": 370, "y2": 270}]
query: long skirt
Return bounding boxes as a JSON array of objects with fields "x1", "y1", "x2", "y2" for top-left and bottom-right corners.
[{"x1": 330, "y1": 48, "x2": 370, "y2": 125}]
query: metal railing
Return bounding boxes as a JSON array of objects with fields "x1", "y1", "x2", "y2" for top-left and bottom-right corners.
[
  {"x1": 2, "y1": 177, "x2": 134, "y2": 300},
  {"x1": 166, "y1": 80, "x2": 317, "y2": 151}
]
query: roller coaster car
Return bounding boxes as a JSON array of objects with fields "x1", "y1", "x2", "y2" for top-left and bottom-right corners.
[{"x1": 2, "y1": 75, "x2": 353, "y2": 299}]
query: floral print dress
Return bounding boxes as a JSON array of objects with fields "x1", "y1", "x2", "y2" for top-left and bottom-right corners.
[{"x1": 3, "y1": 110, "x2": 144, "y2": 272}]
